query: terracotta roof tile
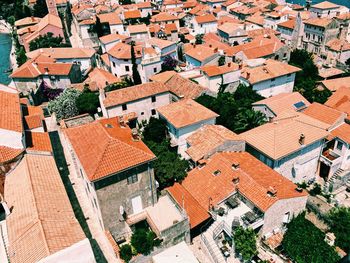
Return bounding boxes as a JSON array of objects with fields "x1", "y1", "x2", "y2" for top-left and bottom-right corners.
[
  {"x1": 173, "y1": 152, "x2": 307, "y2": 217},
  {"x1": 185, "y1": 45, "x2": 217, "y2": 62},
  {"x1": 0, "y1": 90, "x2": 22, "y2": 132},
  {"x1": 108, "y1": 42, "x2": 142, "y2": 60},
  {"x1": 321, "y1": 76, "x2": 350, "y2": 92},
  {"x1": 195, "y1": 14, "x2": 217, "y2": 24},
  {"x1": 186, "y1": 125, "x2": 242, "y2": 162},
  {"x1": 0, "y1": 146, "x2": 23, "y2": 164},
  {"x1": 201, "y1": 63, "x2": 239, "y2": 77},
  {"x1": 242, "y1": 111, "x2": 329, "y2": 159},
  {"x1": 331, "y1": 123, "x2": 350, "y2": 144},
  {"x1": 325, "y1": 87, "x2": 350, "y2": 116},
  {"x1": 157, "y1": 99, "x2": 218, "y2": 129},
  {"x1": 24, "y1": 114, "x2": 43, "y2": 130},
  {"x1": 163, "y1": 74, "x2": 206, "y2": 99},
  {"x1": 64, "y1": 117, "x2": 156, "y2": 181},
  {"x1": 311, "y1": 1, "x2": 339, "y2": 9},
  {"x1": 5, "y1": 154, "x2": 86, "y2": 263},
  {"x1": 99, "y1": 33, "x2": 130, "y2": 44},
  {"x1": 98, "y1": 12, "x2": 123, "y2": 25},
  {"x1": 151, "y1": 12, "x2": 179, "y2": 22},
  {"x1": 277, "y1": 18, "x2": 295, "y2": 30},
  {"x1": 103, "y1": 82, "x2": 169, "y2": 107},
  {"x1": 124, "y1": 10, "x2": 142, "y2": 19},
  {"x1": 252, "y1": 92, "x2": 310, "y2": 116},
  {"x1": 27, "y1": 47, "x2": 96, "y2": 59},
  {"x1": 304, "y1": 17, "x2": 332, "y2": 28},
  {"x1": 25, "y1": 132, "x2": 53, "y2": 153},
  {"x1": 167, "y1": 183, "x2": 210, "y2": 228},
  {"x1": 303, "y1": 102, "x2": 345, "y2": 127},
  {"x1": 326, "y1": 38, "x2": 350, "y2": 52}
]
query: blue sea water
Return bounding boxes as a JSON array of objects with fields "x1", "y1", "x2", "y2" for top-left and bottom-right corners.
[
  {"x1": 286, "y1": 0, "x2": 350, "y2": 8},
  {"x1": 0, "y1": 33, "x2": 12, "y2": 85}
]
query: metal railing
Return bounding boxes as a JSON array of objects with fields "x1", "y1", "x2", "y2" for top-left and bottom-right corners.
[{"x1": 201, "y1": 233, "x2": 222, "y2": 263}]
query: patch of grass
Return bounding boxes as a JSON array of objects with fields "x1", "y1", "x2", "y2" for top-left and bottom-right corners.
[{"x1": 49, "y1": 131, "x2": 107, "y2": 263}]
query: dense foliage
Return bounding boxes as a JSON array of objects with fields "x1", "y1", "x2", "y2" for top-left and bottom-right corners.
[
  {"x1": 130, "y1": 228, "x2": 157, "y2": 255},
  {"x1": 48, "y1": 89, "x2": 82, "y2": 121},
  {"x1": 218, "y1": 56, "x2": 226, "y2": 66},
  {"x1": 142, "y1": 118, "x2": 189, "y2": 189},
  {"x1": 327, "y1": 207, "x2": 350, "y2": 251},
  {"x1": 282, "y1": 213, "x2": 339, "y2": 263},
  {"x1": 29, "y1": 32, "x2": 69, "y2": 51},
  {"x1": 196, "y1": 85, "x2": 266, "y2": 133},
  {"x1": 289, "y1": 49, "x2": 331, "y2": 103},
  {"x1": 233, "y1": 226, "x2": 257, "y2": 261},
  {"x1": 105, "y1": 79, "x2": 133, "y2": 92},
  {"x1": 76, "y1": 88, "x2": 100, "y2": 115},
  {"x1": 131, "y1": 42, "x2": 142, "y2": 85},
  {"x1": 161, "y1": 55, "x2": 178, "y2": 72},
  {"x1": 33, "y1": 0, "x2": 48, "y2": 18},
  {"x1": 195, "y1": 34, "x2": 203, "y2": 44},
  {"x1": 119, "y1": 244, "x2": 133, "y2": 263}
]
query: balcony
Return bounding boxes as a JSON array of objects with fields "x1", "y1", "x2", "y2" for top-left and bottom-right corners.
[
  {"x1": 212, "y1": 195, "x2": 264, "y2": 231},
  {"x1": 141, "y1": 55, "x2": 161, "y2": 65},
  {"x1": 320, "y1": 149, "x2": 341, "y2": 167}
]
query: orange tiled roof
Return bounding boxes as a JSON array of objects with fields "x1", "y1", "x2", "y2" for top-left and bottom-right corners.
[
  {"x1": 27, "y1": 47, "x2": 96, "y2": 59},
  {"x1": 186, "y1": 125, "x2": 241, "y2": 162},
  {"x1": 277, "y1": 18, "x2": 296, "y2": 30},
  {"x1": 304, "y1": 17, "x2": 332, "y2": 28},
  {"x1": 14, "y1": 16, "x2": 41, "y2": 27},
  {"x1": 303, "y1": 102, "x2": 345, "y2": 127},
  {"x1": 157, "y1": 99, "x2": 218, "y2": 129},
  {"x1": 185, "y1": 44, "x2": 217, "y2": 62},
  {"x1": 241, "y1": 59, "x2": 301, "y2": 85},
  {"x1": 108, "y1": 42, "x2": 142, "y2": 60},
  {"x1": 252, "y1": 92, "x2": 310, "y2": 116},
  {"x1": 5, "y1": 154, "x2": 86, "y2": 263},
  {"x1": 99, "y1": 33, "x2": 130, "y2": 44},
  {"x1": 195, "y1": 14, "x2": 217, "y2": 24},
  {"x1": 201, "y1": 63, "x2": 239, "y2": 77},
  {"x1": 325, "y1": 87, "x2": 350, "y2": 116},
  {"x1": 103, "y1": 82, "x2": 169, "y2": 107},
  {"x1": 124, "y1": 9, "x2": 142, "y2": 19},
  {"x1": 321, "y1": 76, "x2": 350, "y2": 92},
  {"x1": 151, "y1": 12, "x2": 179, "y2": 22},
  {"x1": 172, "y1": 152, "x2": 307, "y2": 218},
  {"x1": 25, "y1": 132, "x2": 53, "y2": 153},
  {"x1": 242, "y1": 111, "x2": 329, "y2": 160},
  {"x1": 331, "y1": 123, "x2": 350, "y2": 144},
  {"x1": 127, "y1": 23, "x2": 148, "y2": 34},
  {"x1": 83, "y1": 68, "x2": 121, "y2": 91},
  {"x1": 326, "y1": 38, "x2": 350, "y2": 52},
  {"x1": 311, "y1": 1, "x2": 339, "y2": 9},
  {"x1": 0, "y1": 90, "x2": 22, "y2": 132},
  {"x1": 24, "y1": 114, "x2": 43, "y2": 130},
  {"x1": 167, "y1": 183, "x2": 210, "y2": 228},
  {"x1": 64, "y1": 117, "x2": 156, "y2": 181},
  {"x1": 0, "y1": 146, "x2": 23, "y2": 164},
  {"x1": 98, "y1": 12, "x2": 123, "y2": 25},
  {"x1": 163, "y1": 73, "x2": 206, "y2": 99}
]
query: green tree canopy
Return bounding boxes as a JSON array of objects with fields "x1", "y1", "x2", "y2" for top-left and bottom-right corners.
[
  {"x1": 130, "y1": 228, "x2": 157, "y2": 255},
  {"x1": 33, "y1": 0, "x2": 48, "y2": 17},
  {"x1": 76, "y1": 88, "x2": 100, "y2": 115},
  {"x1": 327, "y1": 207, "x2": 350, "y2": 251},
  {"x1": 195, "y1": 34, "x2": 203, "y2": 44},
  {"x1": 29, "y1": 32, "x2": 69, "y2": 51},
  {"x1": 119, "y1": 244, "x2": 132, "y2": 263},
  {"x1": 282, "y1": 213, "x2": 340, "y2": 263},
  {"x1": 142, "y1": 117, "x2": 167, "y2": 143},
  {"x1": 105, "y1": 79, "x2": 133, "y2": 92},
  {"x1": 233, "y1": 226, "x2": 257, "y2": 261},
  {"x1": 48, "y1": 89, "x2": 82, "y2": 121}
]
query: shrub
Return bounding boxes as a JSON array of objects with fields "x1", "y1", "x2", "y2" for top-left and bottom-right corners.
[
  {"x1": 130, "y1": 228, "x2": 156, "y2": 255},
  {"x1": 119, "y1": 244, "x2": 133, "y2": 263}
]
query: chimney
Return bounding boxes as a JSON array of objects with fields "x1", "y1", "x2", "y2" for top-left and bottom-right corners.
[
  {"x1": 27, "y1": 27, "x2": 32, "y2": 33},
  {"x1": 214, "y1": 47, "x2": 218, "y2": 52},
  {"x1": 209, "y1": 44, "x2": 212, "y2": 48},
  {"x1": 31, "y1": 16, "x2": 35, "y2": 22},
  {"x1": 232, "y1": 161, "x2": 239, "y2": 170},
  {"x1": 119, "y1": 118, "x2": 126, "y2": 128},
  {"x1": 228, "y1": 62, "x2": 231, "y2": 67},
  {"x1": 267, "y1": 186, "x2": 277, "y2": 197},
  {"x1": 193, "y1": 44, "x2": 196, "y2": 48},
  {"x1": 232, "y1": 174, "x2": 240, "y2": 184},
  {"x1": 44, "y1": 67, "x2": 49, "y2": 74},
  {"x1": 246, "y1": 72, "x2": 250, "y2": 79},
  {"x1": 131, "y1": 128, "x2": 140, "y2": 141},
  {"x1": 299, "y1": 133, "x2": 305, "y2": 145}
]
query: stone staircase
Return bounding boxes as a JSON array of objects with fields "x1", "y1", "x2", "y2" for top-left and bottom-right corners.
[
  {"x1": 325, "y1": 168, "x2": 346, "y2": 192},
  {"x1": 201, "y1": 221, "x2": 228, "y2": 263}
]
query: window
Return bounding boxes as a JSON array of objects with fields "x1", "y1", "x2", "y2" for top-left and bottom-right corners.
[
  {"x1": 122, "y1": 104, "x2": 127, "y2": 111},
  {"x1": 141, "y1": 112, "x2": 144, "y2": 115},
  {"x1": 287, "y1": 73, "x2": 291, "y2": 77},
  {"x1": 151, "y1": 96, "x2": 156, "y2": 102},
  {"x1": 271, "y1": 78, "x2": 275, "y2": 82},
  {"x1": 125, "y1": 65, "x2": 130, "y2": 72},
  {"x1": 337, "y1": 141, "x2": 343, "y2": 151},
  {"x1": 112, "y1": 61, "x2": 116, "y2": 67},
  {"x1": 151, "y1": 109, "x2": 156, "y2": 115},
  {"x1": 124, "y1": 59, "x2": 128, "y2": 62},
  {"x1": 127, "y1": 174, "x2": 138, "y2": 184},
  {"x1": 153, "y1": 67, "x2": 157, "y2": 73}
]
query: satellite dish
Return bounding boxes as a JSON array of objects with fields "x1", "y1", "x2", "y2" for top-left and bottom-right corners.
[{"x1": 119, "y1": 205, "x2": 124, "y2": 216}]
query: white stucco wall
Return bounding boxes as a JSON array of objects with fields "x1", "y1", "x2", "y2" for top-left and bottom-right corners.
[
  {"x1": 105, "y1": 92, "x2": 172, "y2": 122},
  {"x1": 39, "y1": 238, "x2": 95, "y2": 263},
  {"x1": 110, "y1": 24, "x2": 125, "y2": 35},
  {"x1": 0, "y1": 129, "x2": 23, "y2": 149}
]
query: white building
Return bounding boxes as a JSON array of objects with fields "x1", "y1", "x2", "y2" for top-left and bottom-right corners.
[
  {"x1": 184, "y1": 44, "x2": 220, "y2": 69},
  {"x1": 240, "y1": 59, "x2": 301, "y2": 98},
  {"x1": 99, "y1": 34, "x2": 131, "y2": 53},
  {"x1": 192, "y1": 14, "x2": 218, "y2": 35},
  {"x1": 309, "y1": 1, "x2": 341, "y2": 18},
  {"x1": 99, "y1": 82, "x2": 171, "y2": 123},
  {"x1": 242, "y1": 111, "x2": 329, "y2": 183},
  {"x1": 157, "y1": 99, "x2": 218, "y2": 157}
]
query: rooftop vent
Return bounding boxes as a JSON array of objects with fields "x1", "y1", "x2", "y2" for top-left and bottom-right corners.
[
  {"x1": 232, "y1": 161, "x2": 240, "y2": 170},
  {"x1": 131, "y1": 128, "x2": 140, "y2": 141},
  {"x1": 213, "y1": 169, "x2": 221, "y2": 176},
  {"x1": 299, "y1": 133, "x2": 305, "y2": 145},
  {"x1": 267, "y1": 186, "x2": 277, "y2": 197},
  {"x1": 232, "y1": 175, "x2": 239, "y2": 184},
  {"x1": 105, "y1": 123, "x2": 113, "y2": 128}
]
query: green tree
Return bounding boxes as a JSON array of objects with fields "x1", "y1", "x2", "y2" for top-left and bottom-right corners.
[
  {"x1": 7, "y1": 15, "x2": 16, "y2": 26},
  {"x1": 48, "y1": 89, "x2": 82, "y2": 121},
  {"x1": 33, "y1": 0, "x2": 48, "y2": 17},
  {"x1": 327, "y1": 207, "x2": 350, "y2": 251},
  {"x1": 23, "y1": 5, "x2": 32, "y2": 17},
  {"x1": 233, "y1": 109, "x2": 266, "y2": 133},
  {"x1": 130, "y1": 229, "x2": 156, "y2": 255},
  {"x1": 218, "y1": 55, "x2": 225, "y2": 66},
  {"x1": 16, "y1": 46, "x2": 27, "y2": 66},
  {"x1": 105, "y1": 80, "x2": 133, "y2": 92},
  {"x1": 131, "y1": 42, "x2": 142, "y2": 85},
  {"x1": 29, "y1": 32, "x2": 69, "y2": 51},
  {"x1": 233, "y1": 226, "x2": 257, "y2": 261},
  {"x1": 282, "y1": 213, "x2": 339, "y2": 263},
  {"x1": 119, "y1": 244, "x2": 133, "y2": 263},
  {"x1": 76, "y1": 88, "x2": 100, "y2": 115},
  {"x1": 195, "y1": 34, "x2": 203, "y2": 44},
  {"x1": 142, "y1": 117, "x2": 167, "y2": 143},
  {"x1": 345, "y1": 57, "x2": 350, "y2": 67}
]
